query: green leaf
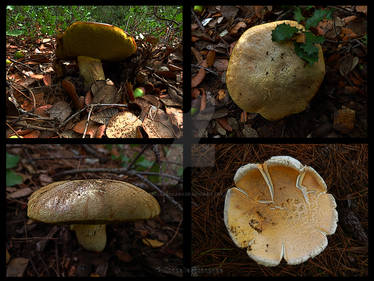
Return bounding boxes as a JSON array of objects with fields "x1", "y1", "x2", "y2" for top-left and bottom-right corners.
[
  {"x1": 294, "y1": 42, "x2": 319, "y2": 65},
  {"x1": 136, "y1": 156, "x2": 154, "y2": 169},
  {"x1": 6, "y1": 30, "x2": 23, "y2": 36},
  {"x1": 305, "y1": 9, "x2": 332, "y2": 29},
  {"x1": 177, "y1": 167, "x2": 183, "y2": 177},
  {"x1": 6, "y1": 170, "x2": 23, "y2": 186},
  {"x1": 293, "y1": 7, "x2": 305, "y2": 22},
  {"x1": 6, "y1": 153, "x2": 19, "y2": 169},
  {"x1": 272, "y1": 23, "x2": 300, "y2": 42}
]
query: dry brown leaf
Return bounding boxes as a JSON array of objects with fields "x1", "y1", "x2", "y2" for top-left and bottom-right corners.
[
  {"x1": 73, "y1": 119, "x2": 99, "y2": 138},
  {"x1": 200, "y1": 88, "x2": 207, "y2": 111},
  {"x1": 355, "y1": 6, "x2": 367, "y2": 14},
  {"x1": 217, "y1": 89, "x2": 226, "y2": 101},
  {"x1": 23, "y1": 130, "x2": 41, "y2": 138},
  {"x1": 340, "y1": 27, "x2": 358, "y2": 41},
  {"x1": 343, "y1": 15, "x2": 357, "y2": 24},
  {"x1": 216, "y1": 117, "x2": 233, "y2": 132},
  {"x1": 61, "y1": 79, "x2": 83, "y2": 110},
  {"x1": 206, "y1": 50, "x2": 216, "y2": 67},
  {"x1": 191, "y1": 88, "x2": 200, "y2": 99},
  {"x1": 142, "y1": 238, "x2": 164, "y2": 248},
  {"x1": 191, "y1": 60, "x2": 207, "y2": 88},
  {"x1": 213, "y1": 59, "x2": 229, "y2": 72},
  {"x1": 6, "y1": 257, "x2": 29, "y2": 277},
  {"x1": 254, "y1": 6, "x2": 266, "y2": 19},
  {"x1": 7, "y1": 187, "x2": 33, "y2": 199},
  {"x1": 43, "y1": 74, "x2": 51, "y2": 86},
  {"x1": 230, "y1": 21, "x2": 247, "y2": 35}
]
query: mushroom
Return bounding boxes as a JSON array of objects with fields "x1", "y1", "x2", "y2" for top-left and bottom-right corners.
[
  {"x1": 27, "y1": 179, "x2": 160, "y2": 252},
  {"x1": 226, "y1": 20, "x2": 325, "y2": 120},
  {"x1": 224, "y1": 156, "x2": 338, "y2": 266},
  {"x1": 56, "y1": 21, "x2": 137, "y2": 90}
]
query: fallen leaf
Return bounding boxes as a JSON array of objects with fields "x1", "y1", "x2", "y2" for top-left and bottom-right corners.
[
  {"x1": 213, "y1": 59, "x2": 229, "y2": 72},
  {"x1": 6, "y1": 257, "x2": 29, "y2": 277},
  {"x1": 6, "y1": 249, "x2": 10, "y2": 264},
  {"x1": 230, "y1": 21, "x2": 247, "y2": 35},
  {"x1": 115, "y1": 250, "x2": 133, "y2": 263},
  {"x1": 43, "y1": 74, "x2": 51, "y2": 86},
  {"x1": 191, "y1": 60, "x2": 207, "y2": 88},
  {"x1": 73, "y1": 119, "x2": 100, "y2": 138},
  {"x1": 216, "y1": 117, "x2": 233, "y2": 132},
  {"x1": 200, "y1": 88, "x2": 207, "y2": 111},
  {"x1": 206, "y1": 50, "x2": 216, "y2": 67},
  {"x1": 254, "y1": 6, "x2": 266, "y2": 19},
  {"x1": 217, "y1": 89, "x2": 226, "y2": 101},
  {"x1": 355, "y1": 5, "x2": 367, "y2": 14},
  {"x1": 191, "y1": 88, "x2": 200, "y2": 99},
  {"x1": 23, "y1": 130, "x2": 41, "y2": 138},
  {"x1": 340, "y1": 27, "x2": 358, "y2": 41},
  {"x1": 142, "y1": 238, "x2": 164, "y2": 248},
  {"x1": 343, "y1": 15, "x2": 357, "y2": 24},
  {"x1": 7, "y1": 187, "x2": 33, "y2": 199},
  {"x1": 61, "y1": 79, "x2": 83, "y2": 110}
]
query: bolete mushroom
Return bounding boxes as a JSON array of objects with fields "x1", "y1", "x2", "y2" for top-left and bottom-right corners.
[
  {"x1": 27, "y1": 179, "x2": 160, "y2": 252},
  {"x1": 226, "y1": 20, "x2": 325, "y2": 120},
  {"x1": 56, "y1": 21, "x2": 137, "y2": 90},
  {"x1": 224, "y1": 156, "x2": 338, "y2": 266}
]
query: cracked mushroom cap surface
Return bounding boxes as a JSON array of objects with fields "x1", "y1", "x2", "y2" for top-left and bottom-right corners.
[
  {"x1": 226, "y1": 20, "x2": 325, "y2": 120},
  {"x1": 224, "y1": 156, "x2": 338, "y2": 266},
  {"x1": 56, "y1": 21, "x2": 137, "y2": 61},
  {"x1": 27, "y1": 179, "x2": 160, "y2": 224}
]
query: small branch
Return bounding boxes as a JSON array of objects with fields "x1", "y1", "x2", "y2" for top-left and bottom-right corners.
[
  {"x1": 126, "y1": 144, "x2": 151, "y2": 171},
  {"x1": 130, "y1": 172, "x2": 183, "y2": 212}
]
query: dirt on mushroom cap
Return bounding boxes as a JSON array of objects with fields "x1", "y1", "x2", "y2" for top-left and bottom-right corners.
[{"x1": 226, "y1": 20, "x2": 325, "y2": 121}]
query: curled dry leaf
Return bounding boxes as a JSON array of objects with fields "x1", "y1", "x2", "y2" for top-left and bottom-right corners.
[
  {"x1": 206, "y1": 50, "x2": 216, "y2": 67},
  {"x1": 200, "y1": 88, "x2": 207, "y2": 111},
  {"x1": 216, "y1": 117, "x2": 233, "y2": 132},
  {"x1": 191, "y1": 60, "x2": 208, "y2": 88},
  {"x1": 230, "y1": 22, "x2": 247, "y2": 35},
  {"x1": 61, "y1": 79, "x2": 83, "y2": 110},
  {"x1": 72, "y1": 119, "x2": 100, "y2": 138}
]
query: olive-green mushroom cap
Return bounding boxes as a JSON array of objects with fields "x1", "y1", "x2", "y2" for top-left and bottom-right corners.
[
  {"x1": 27, "y1": 179, "x2": 160, "y2": 224},
  {"x1": 55, "y1": 22, "x2": 137, "y2": 61}
]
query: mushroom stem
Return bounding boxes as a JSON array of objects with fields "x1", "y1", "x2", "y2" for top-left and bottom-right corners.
[
  {"x1": 77, "y1": 56, "x2": 105, "y2": 91},
  {"x1": 71, "y1": 224, "x2": 107, "y2": 252}
]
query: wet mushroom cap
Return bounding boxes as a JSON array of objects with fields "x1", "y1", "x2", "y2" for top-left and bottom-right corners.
[
  {"x1": 226, "y1": 20, "x2": 325, "y2": 120},
  {"x1": 27, "y1": 179, "x2": 160, "y2": 224},
  {"x1": 55, "y1": 21, "x2": 137, "y2": 61},
  {"x1": 224, "y1": 156, "x2": 338, "y2": 266}
]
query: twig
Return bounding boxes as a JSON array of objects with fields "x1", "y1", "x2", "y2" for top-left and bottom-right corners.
[
  {"x1": 54, "y1": 167, "x2": 181, "y2": 181},
  {"x1": 126, "y1": 144, "x2": 151, "y2": 171},
  {"x1": 129, "y1": 172, "x2": 183, "y2": 212},
  {"x1": 191, "y1": 7, "x2": 205, "y2": 31},
  {"x1": 58, "y1": 105, "x2": 87, "y2": 129},
  {"x1": 191, "y1": 64, "x2": 219, "y2": 76},
  {"x1": 82, "y1": 104, "x2": 94, "y2": 138}
]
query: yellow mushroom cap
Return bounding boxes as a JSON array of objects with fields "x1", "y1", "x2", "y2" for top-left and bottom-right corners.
[
  {"x1": 226, "y1": 20, "x2": 325, "y2": 121},
  {"x1": 27, "y1": 179, "x2": 160, "y2": 224},
  {"x1": 224, "y1": 156, "x2": 338, "y2": 266},
  {"x1": 56, "y1": 21, "x2": 137, "y2": 61}
]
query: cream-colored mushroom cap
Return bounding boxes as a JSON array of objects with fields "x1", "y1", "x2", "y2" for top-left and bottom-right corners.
[
  {"x1": 224, "y1": 156, "x2": 338, "y2": 266},
  {"x1": 226, "y1": 20, "x2": 325, "y2": 120},
  {"x1": 28, "y1": 179, "x2": 160, "y2": 224}
]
